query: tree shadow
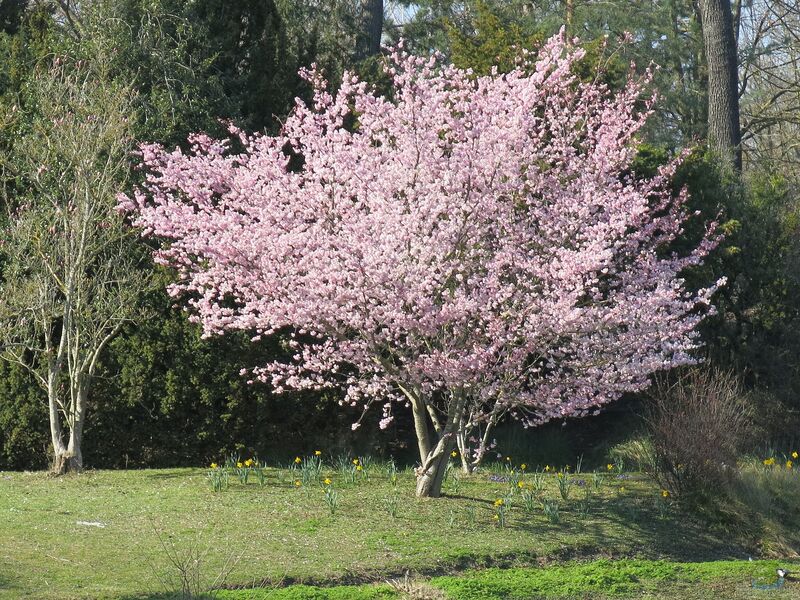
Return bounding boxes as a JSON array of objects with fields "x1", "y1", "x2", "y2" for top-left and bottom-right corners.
[{"x1": 507, "y1": 494, "x2": 750, "y2": 562}]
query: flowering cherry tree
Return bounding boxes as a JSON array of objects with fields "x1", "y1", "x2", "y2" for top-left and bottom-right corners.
[{"x1": 121, "y1": 33, "x2": 723, "y2": 497}]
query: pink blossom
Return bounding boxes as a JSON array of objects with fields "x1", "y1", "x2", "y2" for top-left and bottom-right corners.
[{"x1": 122, "y1": 33, "x2": 722, "y2": 471}]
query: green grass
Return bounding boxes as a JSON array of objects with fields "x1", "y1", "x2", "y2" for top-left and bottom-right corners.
[
  {"x1": 0, "y1": 464, "x2": 798, "y2": 599},
  {"x1": 213, "y1": 559, "x2": 800, "y2": 599}
]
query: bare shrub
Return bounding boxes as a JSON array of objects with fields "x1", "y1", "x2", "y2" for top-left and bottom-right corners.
[
  {"x1": 387, "y1": 572, "x2": 448, "y2": 600},
  {"x1": 145, "y1": 520, "x2": 244, "y2": 599},
  {"x1": 646, "y1": 367, "x2": 754, "y2": 501}
]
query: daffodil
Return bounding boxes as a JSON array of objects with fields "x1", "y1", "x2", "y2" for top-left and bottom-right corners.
[
  {"x1": 236, "y1": 461, "x2": 243, "y2": 468},
  {"x1": 607, "y1": 464, "x2": 613, "y2": 471},
  {"x1": 494, "y1": 498, "x2": 504, "y2": 506},
  {"x1": 520, "y1": 463, "x2": 527, "y2": 471},
  {"x1": 294, "y1": 480, "x2": 301, "y2": 487},
  {"x1": 324, "y1": 478, "x2": 332, "y2": 485},
  {"x1": 793, "y1": 451, "x2": 798, "y2": 460},
  {"x1": 506, "y1": 456, "x2": 512, "y2": 462},
  {"x1": 356, "y1": 465, "x2": 363, "y2": 471},
  {"x1": 210, "y1": 462, "x2": 218, "y2": 469},
  {"x1": 451, "y1": 450, "x2": 458, "y2": 458},
  {"x1": 787, "y1": 460, "x2": 793, "y2": 469},
  {"x1": 517, "y1": 481, "x2": 524, "y2": 488},
  {"x1": 763, "y1": 457, "x2": 776, "y2": 466},
  {"x1": 661, "y1": 489, "x2": 669, "y2": 498},
  {"x1": 244, "y1": 458, "x2": 254, "y2": 467},
  {"x1": 315, "y1": 450, "x2": 322, "y2": 456},
  {"x1": 352, "y1": 458, "x2": 360, "y2": 465},
  {"x1": 294, "y1": 456, "x2": 302, "y2": 464},
  {"x1": 544, "y1": 465, "x2": 551, "y2": 472}
]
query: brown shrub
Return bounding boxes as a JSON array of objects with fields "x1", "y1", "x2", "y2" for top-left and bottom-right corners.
[{"x1": 646, "y1": 367, "x2": 754, "y2": 501}]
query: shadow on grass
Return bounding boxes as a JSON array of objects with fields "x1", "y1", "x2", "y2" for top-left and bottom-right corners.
[{"x1": 504, "y1": 494, "x2": 748, "y2": 563}]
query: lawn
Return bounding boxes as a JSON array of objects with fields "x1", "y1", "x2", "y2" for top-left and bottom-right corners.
[{"x1": 1, "y1": 461, "x2": 798, "y2": 599}]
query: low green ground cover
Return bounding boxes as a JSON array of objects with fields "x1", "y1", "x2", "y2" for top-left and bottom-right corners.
[
  {"x1": 1, "y1": 459, "x2": 797, "y2": 599},
  {"x1": 217, "y1": 560, "x2": 800, "y2": 599}
]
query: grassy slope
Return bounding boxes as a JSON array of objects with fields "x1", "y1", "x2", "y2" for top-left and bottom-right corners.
[{"x1": 0, "y1": 467, "x2": 796, "y2": 599}]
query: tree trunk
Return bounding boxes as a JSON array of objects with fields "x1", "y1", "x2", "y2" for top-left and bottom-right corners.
[
  {"x1": 565, "y1": 0, "x2": 575, "y2": 30},
  {"x1": 357, "y1": 0, "x2": 383, "y2": 60},
  {"x1": 413, "y1": 394, "x2": 466, "y2": 498},
  {"x1": 49, "y1": 382, "x2": 86, "y2": 475},
  {"x1": 697, "y1": 0, "x2": 742, "y2": 171},
  {"x1": 415, "y1": 447, "x2": 452, "y2": 497}
]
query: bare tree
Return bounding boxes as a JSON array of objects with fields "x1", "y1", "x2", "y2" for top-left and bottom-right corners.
[
  {"x1": 738, "y1": 0, "x2": 800, "y2": 176},
  {"x1": 0, "y1": 57, "x2": 148, "y2": 473}
]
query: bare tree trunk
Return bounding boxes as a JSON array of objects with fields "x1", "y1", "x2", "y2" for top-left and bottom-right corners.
[
  {"x1": 415, "y1": 443, "x2": 454, "y2": 497},
  {"x1": 357, "y1": 0, "x2": 383, "y2": 59},
  {"x1": 414, "y1": 395, "x2": 466, "y2": 497},
  {"x1": 47, "y1": 371, "x2": 68, "y2": 474},
  {"x1": 698, "y1": 0, "x2": 742, "y2": 170},
  {"x1": 50, "y1": 380, "x2": 87, "y2": 475},
  {"x1": 565, "y1": 0, "x2": 575, "y2": 30}
]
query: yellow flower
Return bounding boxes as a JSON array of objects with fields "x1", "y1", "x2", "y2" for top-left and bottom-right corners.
[
  {"x1": 294, "y1": 456, "x2": 302, "y2": 464},
  {"x1": 494, "y1": 498, "x2": 504, "y2": 507},
  {"x1": 661, "y1": 489, "x2": 669, "y2": 498},
  {"x1": 619, "y1": 486, "x2": 625, "y2": 493},
  {"x1": 236, "y1": 461, "x2": 243, "y2": 468},
  {"x1": 557, "y1": 472, "x2": 564, "y2": 478},
  {"x1": 565, "y1": 465, "x2": 570, "y2": 471},
  {"x1": 294, "y1": 480, "x2": 301, "y2": 487},
  {"x1": 324, "y1": 478, "x2": 332, "y2": 485},
  {"x1": 787, "y1": 460, "x2": 793, "y2": 469},
  {"x1": 492, "y1": 514, "x2": 499, "y2": 520},
  {"x1": 607, "y1": 464, "x2": 613, "y2": 471},
  {"x1": 793, "y1": 451, "x2": 798, "y2": 460},
  {"x1": 763, "y1": 457, "x2": 776, "y2": 466},
  {"x1": 352, "y1": 458, "x2": 360, "y2": 465},
  {"x1": 356, "y1": 465, "x2": 363, "y2": 471},
  {"x1": 520, "y1": 463, "x2": 527, "y2": 471},
  {"x1": 210, "y1": 462, "x2": 218, "y2": 469},
  {"x1": 451, "y1": 451, "x2": 458, "y2": 458},
  {"x1": 506, "y1": 456, "x2": 512, "y2": 462},
  {"x1": 544, "y1": 465, "x2": 551, "y2": 472},
  {"x1": 517, "y1": 481, "x2": 524, "y2": 488},
  {"x1": 244, "y1": 458, "x2": 254, "y2": 467}
]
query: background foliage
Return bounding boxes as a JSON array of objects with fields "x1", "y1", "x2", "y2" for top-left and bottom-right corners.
[{"x1": 0, "y1": 0, "x2": 798, "y2": 470}]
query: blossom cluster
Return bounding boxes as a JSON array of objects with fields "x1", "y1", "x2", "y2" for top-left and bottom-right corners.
[{"x1": 121, "y1": 32, "x2": 722, "y2": 433}]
